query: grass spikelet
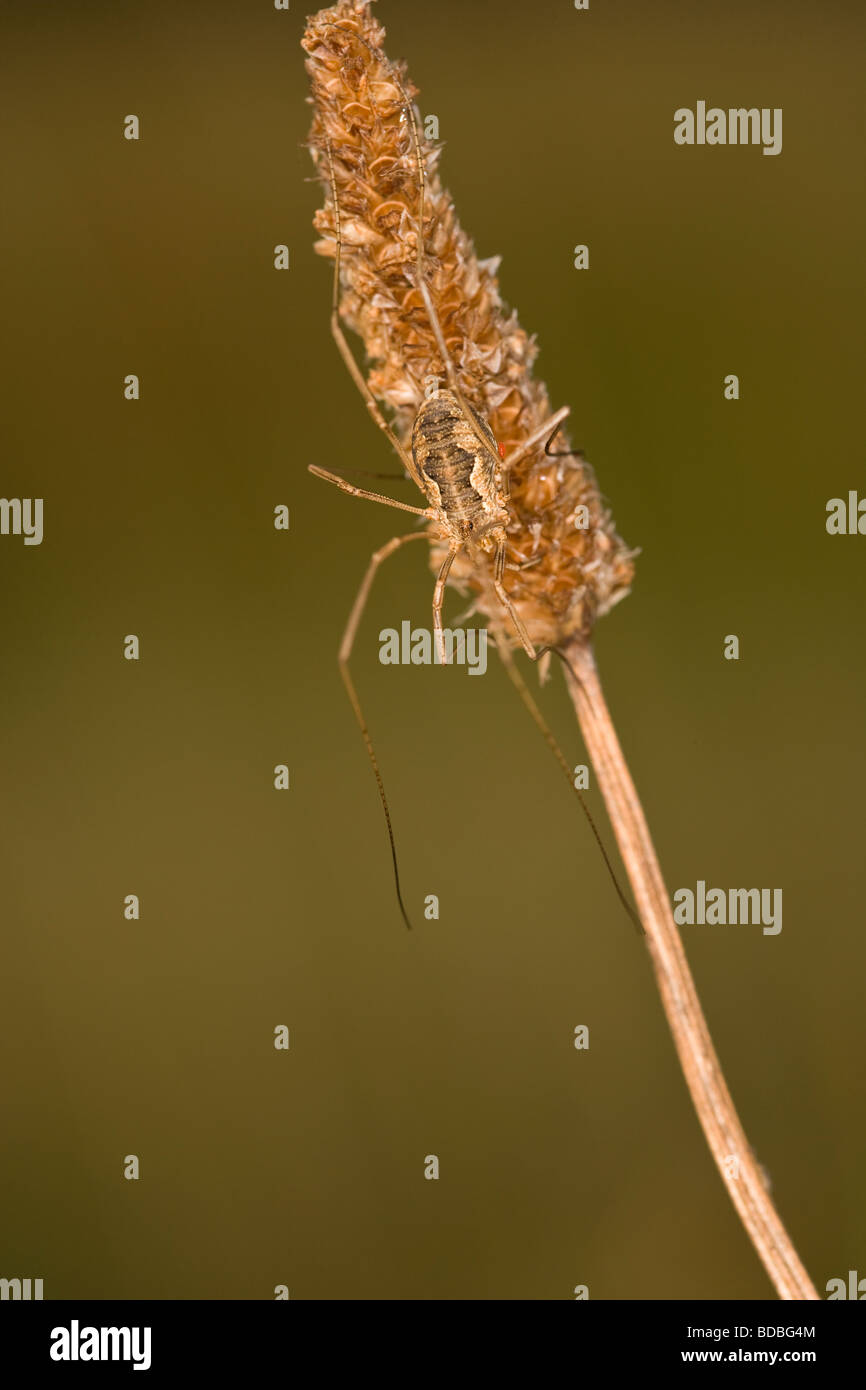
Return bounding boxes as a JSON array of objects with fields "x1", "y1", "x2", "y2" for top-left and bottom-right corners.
[{"x1": 302, "y1": 0, "x2": 635, "y2": 650}]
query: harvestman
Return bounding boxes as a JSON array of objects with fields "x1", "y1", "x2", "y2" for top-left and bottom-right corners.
[{"x1": 308, "y1": 25, "x2": 639, "y2": 933}]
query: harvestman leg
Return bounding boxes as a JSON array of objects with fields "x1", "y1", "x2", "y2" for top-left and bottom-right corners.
[
  {"x1": 488, "y1": 624, "x2": 642, "y2": 934},
  {"x1": 491, "y1": 536, "x2": 535, "y2": 659},
  {"x1": 432, "y1": 545, "x2": 461, "y2": 665},
  {"x1": 317, "y1": 136, "x2": 428, "y2": 496},
  {"x1": 467, "y1": 517, "x2": 536, "y2": 660},
  {"x1": 502, "y1": 407, "x2": 573, "y2": 471},
  {"x1": 339, "y1": 530, "x2": 431, "y2": 932},
  {"x1": 308, "y1": 465, "x2": 433, "y2": 519}
]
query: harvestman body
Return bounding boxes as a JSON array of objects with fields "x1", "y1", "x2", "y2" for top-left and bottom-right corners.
[{"x1": 308, "y1": 24, "x2": 639, "y2": 934}]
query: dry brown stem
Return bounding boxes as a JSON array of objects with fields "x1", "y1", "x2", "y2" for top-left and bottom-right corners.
[{"x1": 563, "y1": 640, "x2": 819, "y2": 1300}]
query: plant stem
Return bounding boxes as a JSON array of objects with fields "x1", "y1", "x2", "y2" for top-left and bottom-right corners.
[{"x1": 562, "y1": 638, "x2": 819, "y2": 1301}]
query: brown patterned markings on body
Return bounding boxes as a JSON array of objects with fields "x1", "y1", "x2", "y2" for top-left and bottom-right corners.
[{"x1": 411, "y1": 388, "x2": 507, "y2": 550}]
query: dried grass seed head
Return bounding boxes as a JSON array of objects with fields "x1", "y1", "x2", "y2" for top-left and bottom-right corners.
[{"x1": 303, "y1": 0, "x2": 635, "y2": 649}]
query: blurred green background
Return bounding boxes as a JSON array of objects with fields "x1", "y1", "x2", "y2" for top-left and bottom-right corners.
[{"x1": 1, "y1": 0, "x2": 863, "y2": 1300}]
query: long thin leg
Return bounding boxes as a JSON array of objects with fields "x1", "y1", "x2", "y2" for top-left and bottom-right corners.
[
  {"x1": 544, "y1": 417, "x2": 585, "y2": 461},
  {"x1": 309, "y1": 464, "x2": 435, "y2": 518},
  {"x1": 501, "y1": 406, "x2": 572, "y2": 472},
  {"x1": 432, "y1": 545, "x2": 460, "y2": 664},
  {"x1": 542, "y1": 416, "x2": 600, "y2": 491},
  {"x1": 323, "y1": 136, "x2": 428, "y2": 495},
  {"x1": 489, "y1": 624, "x2": 643, "y2": 934},
  {"x1": 459, "y1": 523, "x2": 536, "y2": 659},
  {"x1": 339, "y1": 530, "x2": 431, "y2": 931},
  {"x1": 492, "y1": 538, "x2": 535, "y2": 659}
]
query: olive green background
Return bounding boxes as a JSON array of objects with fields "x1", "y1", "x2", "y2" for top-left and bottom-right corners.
[{"x1": 2, "y1": 0, "x2": 863, "y2": 1300}]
